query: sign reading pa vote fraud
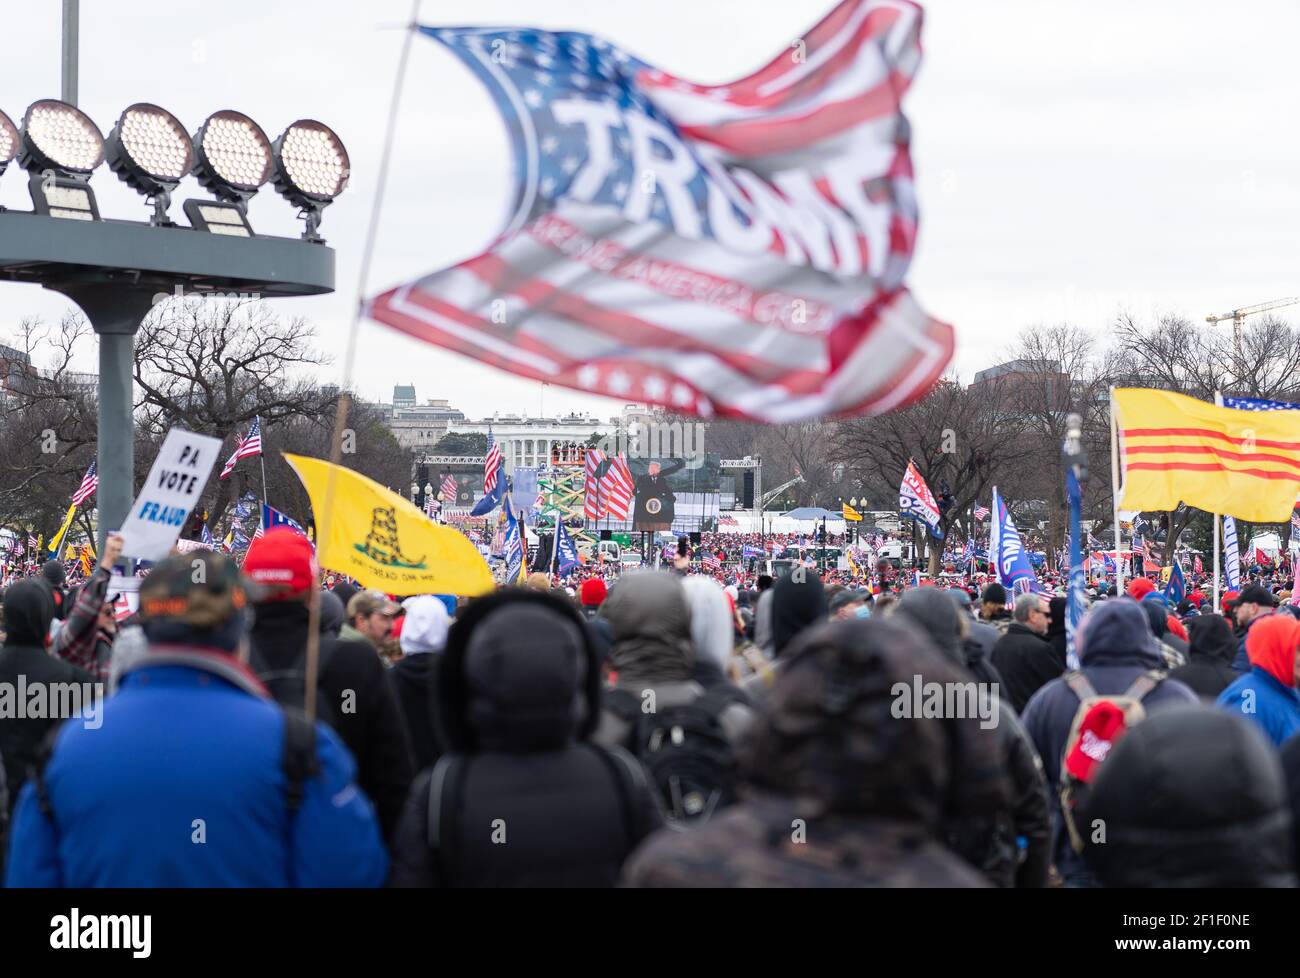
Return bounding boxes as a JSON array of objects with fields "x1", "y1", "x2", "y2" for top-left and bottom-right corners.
[
  {"x1": 119, "y1": 428, "x2": 223, "y2": 560},
  {"x1": 284, "y1": 453, "x2": 493, "y2": 596}
]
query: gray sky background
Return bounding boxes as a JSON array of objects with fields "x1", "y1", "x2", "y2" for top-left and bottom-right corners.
[{"x1": 3, "y1": 0, "x2": 1298, "y2": 420}]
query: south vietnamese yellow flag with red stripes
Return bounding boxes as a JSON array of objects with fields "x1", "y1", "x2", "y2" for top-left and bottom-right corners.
[{"x1": 1115, "y1": 388, "x2": 1300, "y2": 522}]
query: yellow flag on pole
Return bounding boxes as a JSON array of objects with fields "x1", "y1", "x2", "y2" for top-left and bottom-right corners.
[
  {"x1": 842, "y1": 502, "x2": 863, "y2": 522},
  {"x1": 1114, "y1": 388, "x2": 1300, "y2": 522},
  {"x1": 48, "y1": 504, "x2": 77, "y2": 556},
  {"x1": 284, "y1": 453, "x2": 494, "y2": 596}
]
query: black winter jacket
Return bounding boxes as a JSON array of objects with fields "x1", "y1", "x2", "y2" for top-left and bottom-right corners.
[
  {"x1": 248, "y1": 601, "x2": 414, "y2": 842},
  {"x1": 991, "y1": 622, "x2": 1062, "y2": 714},
  {"x1": 390, "y1": 589, "x2": 662, "y2": 887}
]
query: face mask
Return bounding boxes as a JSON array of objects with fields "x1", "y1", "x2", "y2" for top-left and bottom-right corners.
[{"x1": 855, "y1": 604, "x2": 872, "y2": 619}]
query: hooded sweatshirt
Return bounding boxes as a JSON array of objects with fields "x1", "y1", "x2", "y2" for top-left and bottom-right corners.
[
  {"x1": 1216, "y1": 614, "x2": 1300, "y2": 747},
  {"x1": 391, "y1": 596, "x2": 451, "y2": 771},
  {"x1": 389, "y1": 589, "x2": 661, "y2": 887},
  {"x1": 1170, "y1": 614, "x2": 1239, "y2": 699},
  {"x1": 1084, "y1": 705, "x2": 1294, "y2": 887},
  {"x1": 623, "y1": 619, "x2": 1006, "y2": 888},
  {"x1": 0, "y1": 581, "x2": 93, "y2": 826},
  {"x1": 1020, "y1": 599, "x2": 1197, "y2": 882}
]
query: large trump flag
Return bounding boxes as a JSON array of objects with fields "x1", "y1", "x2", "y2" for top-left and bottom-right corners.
[
  {"x1": 1114, "y1": 388, "x2": 1300, "y2": 523},
  {"x1": 284, "y1": 454, "x2": 494, "y2": 596},
  {"x1": 368, "y1": 0, "x2": 951, "y2": 423}
]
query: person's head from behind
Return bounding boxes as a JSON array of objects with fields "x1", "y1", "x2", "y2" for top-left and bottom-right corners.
[
  {"x1": 1081, "y1": 705, "x2": 1294, "y2": 887},
  {"x1": 1, "y1": 579, "x2": 55, "y2": 647},
  {"x1": 1014, "y1": 592, "x2": 1050, "y2": 636},
  {"x1": 681, "y1": 575, "x2": 732, "y2": 675},
  {"x1": 981, "y1": 582, "x2": 1007, "y2": 618},
  {"x1": 742, "y1": 618, "x2": 1009, "y2": 826},
  {"x1": 243, "y1": 528, "x2": 319, "y2": 607},
  {"x1": 137, "y1": 551, "x2": 249, "y2": 654},
  {"x1": 437, "y1": 589, "x2": 599, "y2": 753},
  {"x1": 400, "y1": 595, "x2": 451, "y2": 657},
  {"x1": 771, "y1": 567, "x2": 827, "y2": 657},
  {"x1": 347, "y1": 590, "x2": 398, "y2": 643}
]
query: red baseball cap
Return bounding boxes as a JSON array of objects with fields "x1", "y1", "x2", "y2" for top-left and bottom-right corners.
[
  {"x1": 580, "y1": 577, "x2": 607, "y2": 606},
  {"x1": 243, "y1": 527, "x2": 317, "y2": 600}
]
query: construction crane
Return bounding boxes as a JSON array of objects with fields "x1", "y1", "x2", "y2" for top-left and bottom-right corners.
[
  {"x1": 760, "y1": 472, "x2": 805, "y2": 509},
  {"x1": 1206, "y1": 297, "x2": 1300, "y2": 364}
]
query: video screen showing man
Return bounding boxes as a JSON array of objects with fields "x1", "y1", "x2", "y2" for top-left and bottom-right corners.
[{"x1": 632, "y1": 458, "x2": 685, "y2": 530}]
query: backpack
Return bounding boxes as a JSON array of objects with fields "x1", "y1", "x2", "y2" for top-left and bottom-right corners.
[
  {"x1": 605, "y1": 685, "x2": 739, "y2": 827},
  {"x1": 1058, "y1": 669, "x2": 1163, "y2": 853},
  {"x1": 248, "y1": 636, "x2": 339, "y2": 730},
  {"x1": 425, "y1": 745, "x2": 642, "y2": 886}
]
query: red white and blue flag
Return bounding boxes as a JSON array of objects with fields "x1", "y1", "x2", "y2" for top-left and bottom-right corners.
[
  {"x1": 973, "y1": 505, "x2": 990, "y2": 521},
  {"x1": 71, "y1": 461, "x2": 98, "y2": 507},
  {"x1": 899, "y1": 458, "x2": 942, "y2": 539},
  {"x1": 367, "y1": 1, "x2": 951, "y2": 422},
  {"x1": 472, "y1": 428, "x2": 506, "y2": 515},
  {"x1": 220, "y1": 417, "x2": 263, "y2": 480}
]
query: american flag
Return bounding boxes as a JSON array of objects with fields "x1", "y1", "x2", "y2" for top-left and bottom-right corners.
[
  {"x1": 71, "y1": 461, "x2": 98, "y2": 507},
  {"x1": 440, "y1": 474, "x2": 459, "y2": 502},
  {"x1": 1222, "y1": 395, "x2": 1300, "y2": 411},
  {"x1": 718, "y1": 514, "x2": 738, "y2": 526},
  {"x1": 27, "y1": 533, "x2": 37, "y2": 548},
  {"x1": 367, "y1": 1, "x2": 951, "y2": 423},
  {"x1": 973, "y1": 505, "x2": 990, "y2": 521},
  {"x1": 483, "y1": 428, "x2": 502, "y2": 494},
  {"x1": 600, "y1": 455, "x2": 635, "y2": 520},
  {"x1": 220, "y1": 417, "x2": 263, "y2": 480},
  {"x1": 702, "y1": 551, "x2": 722, "y2": 572},
  {"x1": 11, "y1": 537, "x2": 22, "y2": 556},
  {"x1": 584, "y1": 448, "x2": 607, "y2": 519}
]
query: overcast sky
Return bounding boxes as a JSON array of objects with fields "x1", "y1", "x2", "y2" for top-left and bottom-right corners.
[{"x1": 3, "y1": 0, "x2": 1299, "y2": 420}]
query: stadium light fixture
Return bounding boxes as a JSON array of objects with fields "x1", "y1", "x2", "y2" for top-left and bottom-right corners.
[
  {"x1": 18, "y1": 99, "x2": 104, "y2": 221},
  {"x1": 0, "y1": 110, "x2": 18, "y2": 177},
  {"x1": 271, "y1": 119, "x2": 350, "y2": 242},
  {"x1": 187, "y1": 109, "x2": 272, "y2": 236},
  {"x1": 106, "y1": 103, "x2": 193, "y2": 225}
]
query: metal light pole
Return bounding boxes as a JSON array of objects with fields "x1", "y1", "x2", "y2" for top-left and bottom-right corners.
[{"x1": 62, "y1": 0, "x2": 79, "y2": 106}]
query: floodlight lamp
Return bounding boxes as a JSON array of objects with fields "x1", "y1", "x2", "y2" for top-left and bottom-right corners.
[
  {"x1": 271, "y1": 119, "x2": 349, "y2": 241},
  {"x1": 106, "y1": 103, "x2": 193, "y2": 224},
  {"x1": 191, "y1": 110, "x2": 272, "y2": 202},
  {"x1": 18, "y1": 99, "x2": 104, "y2": 178},
  {"x1": 0, "y1": 109, "x2": 18, "y2": 177}
]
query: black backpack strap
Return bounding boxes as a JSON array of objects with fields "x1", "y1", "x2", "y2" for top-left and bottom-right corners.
[
  {"x1": 426, "y1": 755, "x2": 471, "y2": 887},
  {"x1": 30, "y1": 721, "x2": 68, "y2": 819},
  {"x1": 586, "y1": 744, "x2": 641, "y2": 848},
  {"x1": 280, "y1": 708, "x2": 320, "y2": 817}
]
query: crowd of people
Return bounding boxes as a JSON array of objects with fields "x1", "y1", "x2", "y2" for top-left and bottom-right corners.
[{"x1": 2, "y1": 523, "x2": 1300, "y2": 888}]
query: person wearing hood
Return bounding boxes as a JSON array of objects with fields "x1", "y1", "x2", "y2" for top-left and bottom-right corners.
[
  {"x1": 1044, "y1": 596, "x2": 1069, "y2": 671},
  {"x1": 390, "y1": 588, "x2": 662, "y2": 887},
  {"x1": 594, "y1": 571, "x2": 754, "y2": 752},
  {"x1": 318, "y1": 590, "x2": 346, "y2": 637},
  {"x1": 39, "y1": 559, "x2": 68, "y2": 620},
  {"x1": 742, "y1": 567, "x2": 827, "y2": 707},
  {"x1": 1083, "y1": 706, "x2": 1294, "y2": 887},
  {"x1": 1139, "y1": 596, "x2": 1187, "y2": 669},
  {"x1": 0, "y1": 580, "x2": 93, "y2": 833},
  {"x1": 893, "y1": 589, "x2": 1050, "y2": 888},
  {"x1": 622, "y1": 618, "x2": 1009, "y2": 887},
  {"x1": 1020, "y1": 599, "x2": 1196, "y2": 885},
  {"x1": 391, "y1": 595, "x2": 451, "y2": 772},
  {"x1": 990, "y1": 593, "x2": 1061, "y2": 714},
  {"x1": 5, "y1": 552, "x2": 387, "y2": 887},
  {"x1": 1169, "y1": 614, "x2": 1238, "y2": 699},
  {"x1": 681, "y1": 575, "x2": 745, "y2": 690},
  {"x1": 1216, "y1": 614, "x2": 1300, "y2": 747},
  {"x1": 243, "y1": 529, "x2": 414, "y2": 842}
]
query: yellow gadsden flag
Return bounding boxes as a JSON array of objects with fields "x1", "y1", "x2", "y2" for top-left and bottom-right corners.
[
  {"x1": 284, "y1": 453, "x2": 494, "y2": 596},
  {"x1": 1115, "y1": 388, "x2": 1300, "y2": 522},
  {"x1": 842, "y1": 502, "x2": 863, "y2": 522}
]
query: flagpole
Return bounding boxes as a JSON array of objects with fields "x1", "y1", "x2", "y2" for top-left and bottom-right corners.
[
  {"x1": 1110, "y1": 386, "x2": 1125, "y2": 596},
  {"x1": 258, "y1": 417, "x2": 269, "y2": 505}
]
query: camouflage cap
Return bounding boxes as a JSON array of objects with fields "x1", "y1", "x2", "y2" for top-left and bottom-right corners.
[{"x1": 138, "y1": 550, "x2": 251, "y2": 630}]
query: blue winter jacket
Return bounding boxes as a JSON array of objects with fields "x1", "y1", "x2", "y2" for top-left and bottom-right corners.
[
  {"x1": 1020, "y1": 600, "x2": 1197, "y2": 884},
  {"x1": 1216, "y1": 667, "x2": 1300, "y2": 748},
  {"x1": 4, "y1": 648, "x2": 388, "y2": 887}
]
